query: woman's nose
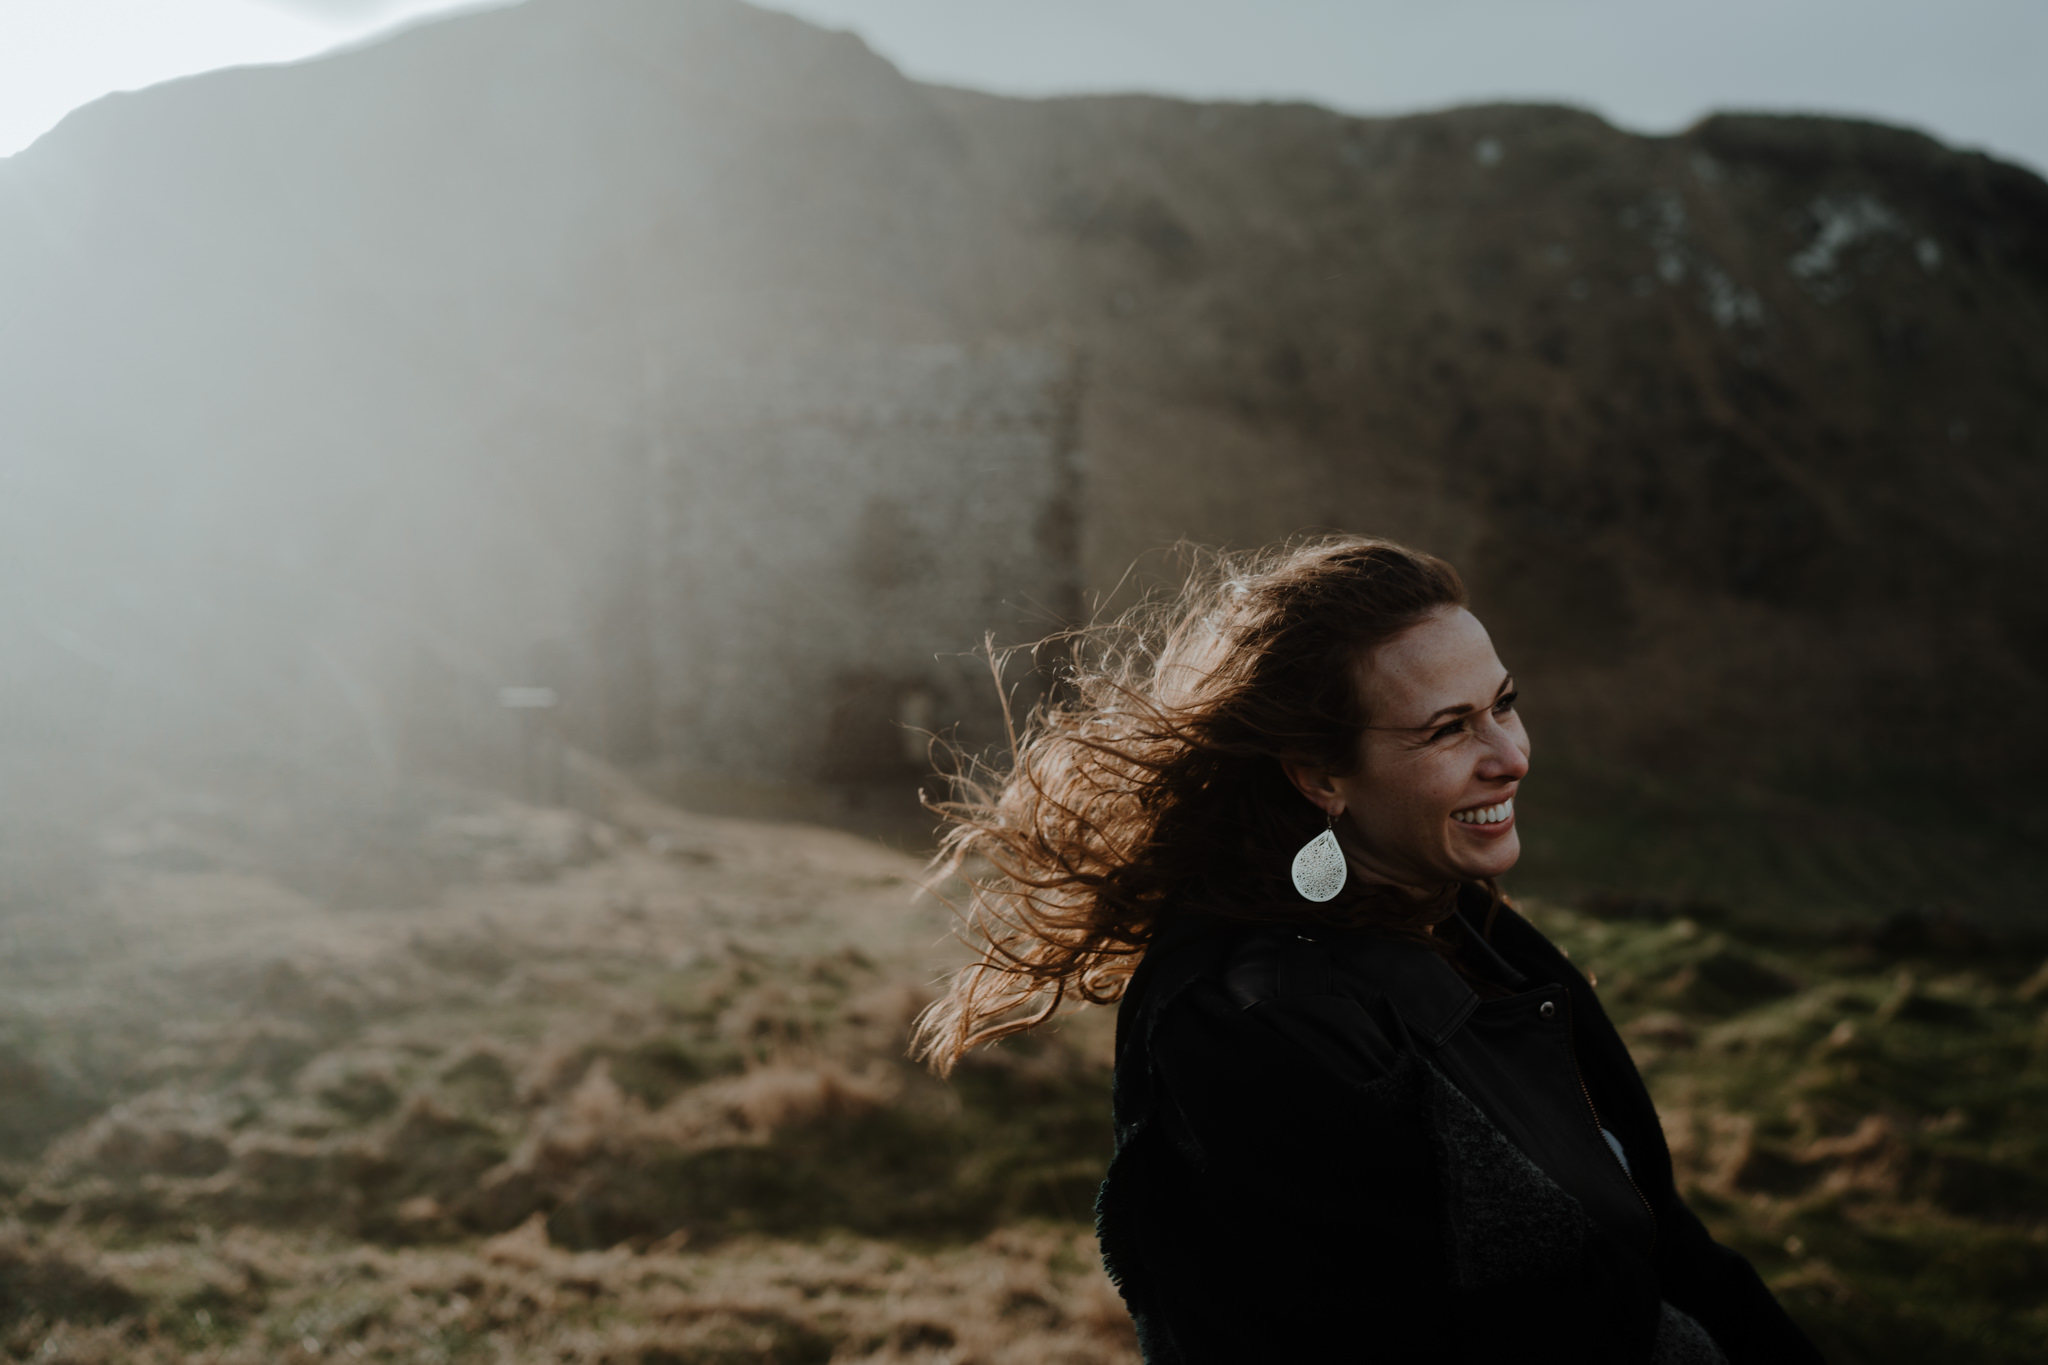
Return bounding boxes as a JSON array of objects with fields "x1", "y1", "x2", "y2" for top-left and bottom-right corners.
[{"x1": 1479, "y1": 720, "x2": 1530, "y2": 779}]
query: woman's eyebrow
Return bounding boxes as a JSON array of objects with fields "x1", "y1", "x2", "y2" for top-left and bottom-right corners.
[{"x1": 1372, "y1": 673, "x2": 1514, "y2": 732}]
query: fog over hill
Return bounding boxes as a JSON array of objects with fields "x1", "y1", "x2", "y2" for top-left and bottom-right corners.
[{"x1": 2, "y1": 0, "x2": 2044, "y2": 916}]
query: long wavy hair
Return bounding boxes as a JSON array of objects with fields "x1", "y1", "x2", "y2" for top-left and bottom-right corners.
[{"x1": 913, "y1": 535, "x2": 1486, "y2": 1075}]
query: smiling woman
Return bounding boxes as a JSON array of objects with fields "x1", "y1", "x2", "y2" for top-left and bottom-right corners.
[
  {"x1": 914, "y1": 536, "x2": 1821, "y2": 1364},
  {"x1": 1283, "y1": 605, "x2": 1529, "y2": 892}
]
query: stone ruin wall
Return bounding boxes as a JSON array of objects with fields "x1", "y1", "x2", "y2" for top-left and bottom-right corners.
[
  {"x1": 156, "y1": 339, "x2": 1085, "y2": 810},
  {"x1": 634, "y1": 340, "x2": 1081, "y2": 792}
]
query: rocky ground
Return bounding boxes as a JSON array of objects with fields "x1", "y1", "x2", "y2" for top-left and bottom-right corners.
[{"x1": 0, "y1": 767, "x2": 2043, "y2": 1363}]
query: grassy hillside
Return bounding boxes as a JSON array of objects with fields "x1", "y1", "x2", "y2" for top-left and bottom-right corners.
[
  {"x1": 0, "y1": 773, "x2": 2042, "y2": 1362},
  {"x1": 1507, "y1": 757, "x2": 2048, "y2": 934}
]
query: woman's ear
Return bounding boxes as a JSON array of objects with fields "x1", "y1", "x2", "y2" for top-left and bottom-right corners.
[{"x1": 1279, "y1": 759, "x2": 1342, "y2": 817}]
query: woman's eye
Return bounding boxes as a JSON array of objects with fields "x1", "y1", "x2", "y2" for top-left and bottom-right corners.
[{"x1": 1427, "y1": 692, "x2": 1515, "y2": 742}]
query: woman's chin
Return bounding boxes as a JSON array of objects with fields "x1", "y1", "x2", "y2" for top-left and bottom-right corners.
[{"x1": 1449, "y1": 829, "x2": 1521, "y2": 881}]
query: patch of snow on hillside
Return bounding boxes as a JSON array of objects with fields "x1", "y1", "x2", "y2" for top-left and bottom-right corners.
[{"x1": 1790, "y1": 195, "x2": 1904, "y2": 298}]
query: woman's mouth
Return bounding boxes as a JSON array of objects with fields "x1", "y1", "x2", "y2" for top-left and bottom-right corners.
[{"x1": 1451, "y1": 797, "x2": 1514, "y2": 829}]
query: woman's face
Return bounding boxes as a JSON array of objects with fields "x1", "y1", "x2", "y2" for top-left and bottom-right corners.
[{"x1": 1287, "y1": 607, "x2": 1530, "y2": 891}]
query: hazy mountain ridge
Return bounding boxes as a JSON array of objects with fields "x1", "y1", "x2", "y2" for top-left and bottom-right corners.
[{"x1": 2, "y1": 0, "x2": 2044, "y2": 916}]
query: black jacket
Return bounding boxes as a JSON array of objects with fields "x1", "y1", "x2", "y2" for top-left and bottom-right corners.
[{"x1": 1095, "y1": 889, "x2": 1823, "y2": 1364}]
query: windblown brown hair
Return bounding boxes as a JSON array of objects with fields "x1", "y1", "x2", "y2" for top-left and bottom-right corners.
[{"x1": 912, "y1": 535, "x2": 1482, "y2": 1075}]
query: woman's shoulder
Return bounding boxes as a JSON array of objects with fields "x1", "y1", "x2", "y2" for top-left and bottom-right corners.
[
  {"x1": 1126, "y1": 885, "x2": 1556, "y2": 1062},
  {"x1": 1122, "y1": 910, "x2": 1411, "y2": 1083},
  {"x1": 1124, "y1": 910, "x2": 1340, "y2": 1021}
]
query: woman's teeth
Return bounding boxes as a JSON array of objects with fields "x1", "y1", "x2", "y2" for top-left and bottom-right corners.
[{"x1": 1453, "y1": 798, "x2": 1514, "y2": 826}]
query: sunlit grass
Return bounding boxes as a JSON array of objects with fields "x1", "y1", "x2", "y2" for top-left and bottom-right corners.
[
  {"x1": 0, "y1": 789, "x2": 2041, "y2": 1362},
  {"x1": 1525, "y1": 900, "x2": 2048, "y2": 1365}
]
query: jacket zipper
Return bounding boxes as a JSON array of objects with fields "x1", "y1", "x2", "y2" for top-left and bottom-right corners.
[{"x1": 1569, "y1": 1031, "x2": 1657, "y2": 1237}]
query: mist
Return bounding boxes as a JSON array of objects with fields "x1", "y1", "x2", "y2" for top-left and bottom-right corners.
[{"x1": 0, "y1": 1, "x2": 2043, "y2": 1359}]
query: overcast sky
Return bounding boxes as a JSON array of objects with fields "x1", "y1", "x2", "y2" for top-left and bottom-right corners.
[{"x1": 4, "y1": 0, "x2": 2043, "y2": 175}]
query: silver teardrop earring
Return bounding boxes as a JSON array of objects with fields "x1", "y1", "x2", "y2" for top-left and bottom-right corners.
[{"x1": 1290, "y1": 810, "x2": 1347, "y2": 902}]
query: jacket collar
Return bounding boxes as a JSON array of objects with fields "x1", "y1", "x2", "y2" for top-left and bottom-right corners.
[{"x1": 1318, "y1": 886, "x2": 1529, "y2": 1049}]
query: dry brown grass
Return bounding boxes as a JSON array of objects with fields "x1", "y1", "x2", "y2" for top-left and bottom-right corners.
[
  {"x1": 0, "y1": 1220, "x2": 1137, "y2": 1364},
  {"x1": 0, "y1": 777, "x2": 1133, "y2": 1363},
  {"x1": 6, "y1": 773, "x2": 2045, "y2": 1363}
]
